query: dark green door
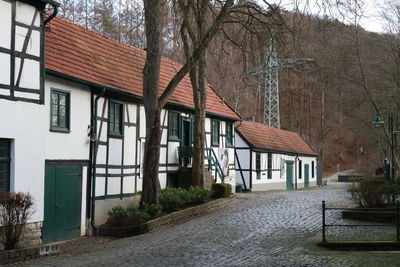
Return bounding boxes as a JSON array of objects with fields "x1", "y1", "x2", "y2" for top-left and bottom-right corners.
[
  {"x1": 286, "y1": 162, "x2": 293, "y2": 190},
  {"x1": 304, "y1": 164, "x2": 310, "y2": 188},
  {"x1": 43, "y1": 165, "x2": 82, "y2": 244}
]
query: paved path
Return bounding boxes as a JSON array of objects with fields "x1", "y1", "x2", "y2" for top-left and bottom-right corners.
[{"x1": 12, "y1": 184, "x2": 400, "y2": 266}]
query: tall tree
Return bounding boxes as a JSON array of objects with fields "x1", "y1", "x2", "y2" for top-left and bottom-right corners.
[{"x1": 141, "y1": 0, "x2": 234, "y2": 205}]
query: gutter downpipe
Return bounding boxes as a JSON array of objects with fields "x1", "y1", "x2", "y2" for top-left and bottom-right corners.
[
  {"x1": 43, "y1": 2, "x2": 59, "y2": 25},
  {"x1": 295, "y1": 154, "x2": 299, "y2": 190},
  {"x1": 90, "y1": 88, "x2": 106, "y2": 233}
]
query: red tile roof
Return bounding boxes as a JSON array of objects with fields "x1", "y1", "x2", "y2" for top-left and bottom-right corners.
[
  {"x1": 236, "y1": 121, "x2": 318, "y2": 156},
  {"x1": 44, "y1": 17, "x2": 239, "y2": 120}
]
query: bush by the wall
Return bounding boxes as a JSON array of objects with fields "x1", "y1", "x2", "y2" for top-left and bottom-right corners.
[
  {"x1": 349, "y1": 178, "x2": 388, "y2": 208},
  {"x1": 159, "y1": 188, "x2": 186, "y2": 211},
  {"x1": 107, "y1": 206, "x2": 128, "y2": 226},
  {"x1": 212, "y1": 183, "x2": 232, "y2": 198},
  {"x1": 0, "y1": 192, "x2": 34, "y2": 250},
  {"x1": 187, "y1": 186, "x2": 213, "y2": 203},
  {"x1": 142, "y1": 203, "x2": 163, "y2": 217},
  {"x1": 126, "y1": 208, "x2": 150, "y2": 223}
]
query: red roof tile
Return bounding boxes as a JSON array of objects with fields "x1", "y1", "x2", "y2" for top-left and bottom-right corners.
[
  {"x1": 236, "y1": 121, "x2": 318, "y2": 156},
  {"x1": 45, "y1": 17, "x2": 239, "y2": 120}
]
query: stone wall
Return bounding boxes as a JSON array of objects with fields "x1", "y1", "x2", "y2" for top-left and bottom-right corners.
[
  {"x1": 0, "y1": 222, "x2": 42, "y2": 250},
  {"x1": 19, "y1": 222, "x2": 42, "y2": 248}
]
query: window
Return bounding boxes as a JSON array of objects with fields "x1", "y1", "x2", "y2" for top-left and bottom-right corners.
[
  {"x1": 50, "y1": 89, "x2": 70, "y2": 131},
  {"x1": 256, "y1": 153, "x2": 261, "y2": 180},
  {"x1": 109, "y1": 101, "x2": 123, "y2": 136},
  {"x1": 211, "y1": 119, "x2": 220, "y2": 146},
  {"x1": 299, "y1": 160, "x2": 302, "y2": 179},
  {"x1": 168, "y1": 111, "x2": 180, "y2": 140},
  {"x1": 312, "y1": 161, "x2": 315, "y2": 178},
  {"x1": 0, "y1": 139, "x2": 11, "y2": 192},
  {"x1": 225, "y1": 122, "x2": 233, "y2": 147},
  {"x1": 267, "y1": 153, "x2": 272, "y2": 179}
]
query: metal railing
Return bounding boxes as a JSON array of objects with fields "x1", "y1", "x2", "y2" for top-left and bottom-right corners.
[{"x1": 321, "y1": 200, "x2": 400, "y2": 243}]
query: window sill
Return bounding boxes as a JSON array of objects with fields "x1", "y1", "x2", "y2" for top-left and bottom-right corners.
[
  {"x1": 168, "y1": 137, "x2": 180, "y2": 142},
  {"x1": 109, "y1": 133, "x2": 124, "y2": 139},
  {"x1": 50, "y1": 127, "x2": 70, "y2": 134}
]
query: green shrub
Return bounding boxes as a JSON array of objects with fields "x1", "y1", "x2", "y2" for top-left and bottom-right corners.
[
  {"x1": 107, "y1": 206, "x2": 128, "y2": 226},
  {"x1": 142, "y1": 203, "x2": 163, "y2": 217},
  {"x1": 160, "y1": 187, "x2": 187, "y2": 211},
  {"x1": 212, "y1": 183, "x2": 232, "y2": 198},
  {"x1": 350, "y1": 178, "x2": 388, "y2": 208},
  {"x1": 126, "y1": 208, "x2": 150, "y2": 223},
  {"x1": 187, "y1": 186, "x2": 213, "y2": 203}
]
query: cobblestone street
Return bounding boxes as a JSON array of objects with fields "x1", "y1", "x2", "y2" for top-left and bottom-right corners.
[{"x1": 13, "y1": 184, "x2": 400, "y2": 266}]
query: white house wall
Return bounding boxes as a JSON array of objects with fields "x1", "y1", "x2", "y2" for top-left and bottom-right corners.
[
  {"x1": 0, "y1": 99, "x2": 45, "y2": 222},
  {"x1": 44, "y1": 77, "x2": 91, "y2": 160},
  {"x1": 250, "y1": 152, "x2": 317, "y2": 191},
  {"x1": 0, "y1": 0, "x2": 43, "y2": 103},
  {"x1": 234, "y1": 132, "x2": 251, "y2": 190}
]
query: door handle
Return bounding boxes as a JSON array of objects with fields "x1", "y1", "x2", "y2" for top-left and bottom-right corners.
[{"x1": 55, "y1": 204, "x2": 58, "y2": 209}]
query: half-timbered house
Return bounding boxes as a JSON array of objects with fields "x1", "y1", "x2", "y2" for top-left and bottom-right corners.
[
  {"x1": 0, "y1": 2, "x2": 239, "y2": 246},
  {"x1": 235, "y1": 121, "x2": 318, "y2": 191}
]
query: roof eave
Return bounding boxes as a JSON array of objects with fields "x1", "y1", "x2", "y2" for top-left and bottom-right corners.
[{"x1": 45, "y1": 68, "x2": 240, "y2": 121}]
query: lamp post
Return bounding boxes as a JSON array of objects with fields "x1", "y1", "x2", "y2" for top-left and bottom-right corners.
[{"x1": 373, "y1": 107, "x2": 400, "y2": 182}]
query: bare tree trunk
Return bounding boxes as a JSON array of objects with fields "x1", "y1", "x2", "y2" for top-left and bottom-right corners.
[
  {"x1": 192, "y1": 53, "x2": 207, "y2": 187},
  {"x1": 141, "y1": 0, "x2": 162, "y2": 206}
]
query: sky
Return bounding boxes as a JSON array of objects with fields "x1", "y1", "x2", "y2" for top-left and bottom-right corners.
[{"x1": 265, "y1": 0, "x2": 387, "y2": 33}]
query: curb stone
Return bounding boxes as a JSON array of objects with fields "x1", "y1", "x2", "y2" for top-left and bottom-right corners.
[{"x1": 98, "y1": 195, "x2": 236, "y2": 238}]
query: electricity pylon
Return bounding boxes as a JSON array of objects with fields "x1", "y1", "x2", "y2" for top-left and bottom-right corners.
[{"x1": 246, "y1": 38, "x2": 315, "y2": 128}]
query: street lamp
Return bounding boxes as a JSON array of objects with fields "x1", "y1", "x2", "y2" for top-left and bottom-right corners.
[{"x1": 372, "y1": 107, "x2": 398, "y2": 182}]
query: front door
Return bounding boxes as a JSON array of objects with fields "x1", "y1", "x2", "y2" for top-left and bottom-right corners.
[
  {"x1": 43, "y1": 165, "x2": 82, "y2": 244},
  {"x1": 181, "y1": 118, "x2": 192, "y2": 165},
  {"x1": 304, "y1": 164, "x2": 310, "y2": 188},
  {"x1": 286, "y1": 162, "x2": 293, "y2": 190}
]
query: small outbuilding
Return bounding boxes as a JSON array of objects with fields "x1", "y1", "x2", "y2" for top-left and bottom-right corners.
[{"x1": 235, "y1": 121, "x2": 318, "y2": 191}]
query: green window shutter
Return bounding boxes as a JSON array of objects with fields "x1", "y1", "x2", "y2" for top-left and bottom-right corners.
[
  {"x1": 226, "y1": 122, "x2": 233, "y2": 147},
  {"x1": 256, "y1": 153, "x2": 261, "y2": 180},
  {"x1": 211, "y1": 119, "x2": 220, "y2": 146},
  {"x1": 267, "y1": 153, "x2": 272, "y2": 179},
  {"x1": 0, "y1": 139, "x2": 11, "y2": 192}
]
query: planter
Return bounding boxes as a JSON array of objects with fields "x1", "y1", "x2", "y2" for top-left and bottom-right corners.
[
  {"x1": 342, "y1": 210, "x2": 397, "y2": 223},
  {"x1": 0, "y1": 244, "x2": 59, "y2": 265},
  {"x1": 98, "y1": 196, "x2": 234, "y2": 238},
  {"x1": 318, "y1": 241, "x2": 400, "y2": 251}
]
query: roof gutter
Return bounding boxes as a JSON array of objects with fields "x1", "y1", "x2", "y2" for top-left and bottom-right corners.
[
  {"x1": 252, "y1": 145, "x2": 318, "y2": 158},
  {"x1": 90, "y1": 88, "x2": 106, "y2": 233},
  {"x1": 43, "y1": 1, "x2": 59, "y2": 25}
]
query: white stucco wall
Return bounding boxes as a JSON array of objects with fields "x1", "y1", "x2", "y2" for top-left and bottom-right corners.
[
  {"x1": 44, "y1": 77, "x2": 91, "y2": 160},
  {"x1": 0, "y1": 99, "x2": 46, "y2": 222}
]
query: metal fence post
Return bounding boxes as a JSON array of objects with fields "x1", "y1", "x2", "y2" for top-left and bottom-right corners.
[
  {"x1": 397, "y1": 201, "x2": 399, "y2": 242},
  {"x1": 322, "y1": 200, "x2": 326, "y2": 243}
]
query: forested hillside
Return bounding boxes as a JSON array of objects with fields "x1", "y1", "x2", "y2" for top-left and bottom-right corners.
[{"x1": 51, "y1": 0, "x2": 400, "y2": 174}]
